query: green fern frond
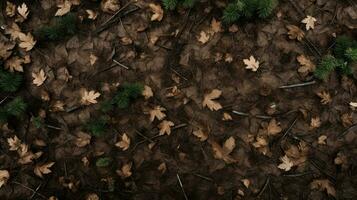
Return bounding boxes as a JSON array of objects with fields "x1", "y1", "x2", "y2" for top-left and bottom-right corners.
[
  {"x1": 314, "y1": 55, "x2": 344, "y2": 80},
  {"x1": 162, "y1": 0, "x2": 178, "y2": 10},
  {"x1": 257, "y1": 0, "x2": 278, "y2": 18},
  {"x1": 0, "y1": 69, "x2": 22, "y2": 92},
  {"x1": 345, "y1": 48, "x2": 357, "y2": 61}
]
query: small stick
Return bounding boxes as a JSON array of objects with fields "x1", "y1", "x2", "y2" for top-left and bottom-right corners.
[
  {"x1": 280, "y1": 117, "x2": 298, "y2": 139},
  {"x1": 257, "y1": 176, "x2": 270, "y2": 198},
  {"x1": 0, "y1": 95, "x2": 8, "y2": 105},
  {"x1": 135, "y1": 130, "x2": 154, "y2": 143},
  {"x1": 177, "y1": 174, "x2": 189, "y2": 200},
  {"x1": 46, "y1": 124, "x2": 62, "y2": 130},
  {"x1": 12, "y1": 181, "x2": 47, "y2": 199},
  {"x1": 282, "y1": 171, "x2": 314, "y2": 177},
  {"x1": 192, "y1": 173, "x2": 213, "y2": 182},
  {"x1": 279, "y1": 80, "x2": 316, "y2": 89},
  {"x1": 338, "y1": 123, "x2": 357, "y2": 138},
  {"x1": 232, "y1": 110, "x2": 272, "y2": 119},
  {"x1": 29, "y1": 183, "x2": 42, "y2": 200},
  {"x1": 113, "y1": 59, "x2": 130, "y2": 70},
  {"x1": 170, "y1": 68, "x2": 188, "y2": 81},
  {"x1": 100, "y1": 1, "x2": 133, "y2": 28}
]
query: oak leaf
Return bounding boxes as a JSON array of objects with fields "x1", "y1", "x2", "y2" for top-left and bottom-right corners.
[
  {"x1": 81, "y1": 90, "x2": 101, "y2": 105},
  {"x1": 115, "y1": 133, "x2": 130, "y2": 151},
  {"x1": 0, "y1": 170, "x2": 10, "y2": 188},
  {"x1": 277, "y1": 155, "x2": 294, "y2": 171},
  {"x1": 149, "y1": 4, "x2": 163, "y2": 21},
  {"x1": 34, "y1": 162, "x2": 55, "y2": 178},
  {"x1": 302, "y1": 15, "x2": 317, "y2": 30},
  {"x1": 32, "y1": 69, "x2": 47, "y2": 86},
  {"x1": 149, "y1": 106, "x2": 166, "y2": 122},
  {"x1": 158, "y1": 120, "x2": 174, "y2": 136},
  {"x1": 243, "y1": 56, "x2": 260, "y2": 72},
  {"x1": 202, "y1": 89, "x2": 222, "y2": 111}
]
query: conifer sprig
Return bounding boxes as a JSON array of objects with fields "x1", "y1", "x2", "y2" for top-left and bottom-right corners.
[
  {"x1": 0, "y1": 97, "x2": 27, "y2": 123},
  {"x1": 0, "y1": 69, "x2": 22, "y2": 92}
]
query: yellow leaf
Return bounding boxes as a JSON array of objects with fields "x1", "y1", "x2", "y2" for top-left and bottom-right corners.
[
  {"x1": 18, "y1": 32, "x2": 36, "y2": 51},
  {"x1": 158, "y1": 120, "x2": 174, "y2": 136},
  {"x1": 34, "y1": 162, "x2": 55, "y2": 178},
  {"x1": 55, "y1": 0, "x2": 72, "y2": 16},
  {"x1": 267, "y1": 119, "x2": 282, "y2": 136},
  {"x1": 75, "y1": 132, "x2": 91, "y2": 147},
  {"x1": 149, "y1": 3, "x2": 163, "y2": 22},
  {"x1": 17, "y1": 3, "x2": 29, "y2": 19},
  {"x1": 142, "y1": 85, "x2": 153, "y2": 99},
  {"x1": 277, "y1": 155, "x2": 294, "y2": 171},
  {"x1": 301, "y1": 15, "x2": 317, "y2": 30},
  {"x1": 115, "y1": 133, "x2": 131, "y2": 151},
  {"x1": 32, "y1": 69, "x2": 47, "y2": 86},
  {"x1": 101, "y1": 0, "x2": 120, "y2": 14},
  {"x1": 81, "y1": 89, "x2": 101, "y2": 105},
  {"x1": 202, "y1": 89, "x2": 222, "y2": 111},
  {"x1": 243, "y1": 55, "x2": 260, "y2": 72},
  {"x1": 149, "y1": 106, "x2": 166, "y2": 122},
  {"x1": 0, "y1": 170, "x2": 10, "y2": 188}
]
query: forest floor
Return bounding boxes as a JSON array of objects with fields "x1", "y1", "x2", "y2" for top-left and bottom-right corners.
[{"x1": 0, "y1": 0, "x2": 357, "y2": 199}]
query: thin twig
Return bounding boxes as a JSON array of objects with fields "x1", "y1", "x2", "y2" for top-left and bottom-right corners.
[
  {"x1": 282, "y1": 171, "x2": 314, "y2": 177},
  {"x1": 257, "y1": 176, "x2": 270, "y2": 198},
  {"x1": 338, "y1": 123, "x2": 357, "y2": 138},
  {"x1": 0, "y1": 95, "x2": 9, "y2": 105},
  {"x1": 280, "y1": 117, "x2": 298, "y2": 139},
  {"x1": 232, "y1": 110, "x2": 272, "y2": 119},
  {"x1": 135, "y1": 130, "x2": 154, "y2": 143},
  {"x1": 170, "y1": 68, "x2": 188, "y2": 81},
  {"x1": 177, "y1": 174, "x2": 189, "y2": 200},
  {"x1": 11, "y1": 181, "x2": 47, "y2": 199},
  {"x1": 279, "y1": 80, "x2": 316, "y2": 89},
  {"x1": 192, "y1": 173, "x2": 213, "y2": 182},
  {"x1": 29, "y1": 183, "x2": 42, "y2": 200},
  {"x1": 99, "y1": 1, "x2": 133, "y2": 28},
  {"x1": 113, "y1": 59, "x2": 130, "y2": 70},
  {"x1": 46, "y1": 124, "x2": 62, "y2": 130}
]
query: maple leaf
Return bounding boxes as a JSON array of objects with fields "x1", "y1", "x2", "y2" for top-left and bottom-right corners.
[
  {"x1": 301, "y1": 15, "x2": 317, "y2": 30},
  {"x1": 317, "y1": 91, "x2": 331, "y2": 105},
  {"x1": 0, "y1": 170, "x2": 10, "y2": 188},
  {"x1": 116, "y1": 163, "x2": 132, "y2": 178},
  {"x1": 267, "y1": 119, "x2": 282, "y2": 136},
  {"x1": 310, "y1": 117, "x2": 321, "y2": 128},
  {"x1": 6, "y1": 1, "x2": 16, "y2": 17},
  {"x1": 75, "y1": 132, "x2": 91, "y2": 147},
  {"x1": 209, "y1": 136, "x2": 237, "y2": 164},
  {"x1": 86, "y1": 10, "x2": 97, "y2": 20},
  {"x1": 18, "y1": 32, "x2": 36, "y2": 51},
  {"x1": 192, "y1": 128, "x2": 208, "y2": 141},
  {"x1": 286, "y1": 25, "x2": 305, "y2": 41},
  {"x1": 149, "y1": 3, "x2": 164, "y2": 21},
  {"x1": 243, "y1": 56, "x2": 260, "y2": 72},
  {"x1": 7, "y1": 135, "x2": 22, "y2": 151},
  {"x1": 142, "y1": 85, "x2": 153, "y2": 99},
  {"x1": 101, "y1": 0, "x2": 120, "y2": 14},
  {"x1": 5, "y1": 56, "x2": 25, "y2": 72},
  {"x1": 278, "y1": 155, "x2": 294, "y2": 171},
  {"x1": 149, "y1": 106, "x2": 166, "y2": 122},
  {"x1": 17, "y1": 3, "x2": 29, "y2": 19},
  {"x1": 115, "y1": 133, "x2": 130, "y2": 151},
  {"x1": 81, "y1": 90, "x2": 101, "y2": 105},
  {"x1": 32, "y1": 69, "x2": 47, "y2": 86},
  {"x1": 5, "y1": 23, "x2": 22, "y2": 40},
  {"x1": 55, "y1": 0, "x2": 72, "y2": 16},
  {"x1": 158, "y1": 120, "x2": 175, "y2": 136},
  {"x1": 198, "y1": 31, "x2": 210, "y2": 44},
  {"x1": 211, "y1": 18, "x2": 222, "y2": 33},
  {"x1": 297, "y1": 55, "x2": 315, "y2": 74},
  {"x1": 34, "y1": 162, "x2": 55, "y2": 178},
  {"x1": 310, "y1": 179, "x2": 336, "y2": 197},
  {"x1": 202, "y1": 89, "x2": 222, "y2": 111},
  {"x1": 317, "y1": 135, "x2": 327, "y2": 145},
  {"x1": 0, "y1": 40, "x2": 15, "y2": 60},
  {"x1": 222, "y1": 112, "x2": 232, "y2": 121}
]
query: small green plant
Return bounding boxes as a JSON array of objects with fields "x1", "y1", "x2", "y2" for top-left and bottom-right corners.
[
  {"x1": 0, "y1": 69, "x2": 22, "y2": 92},
  {"x1": 85, "y1": 116, "x2": 109, "y2": 137},
  {"x1": 223, "y1": 0, "x2": 279, "y2": 23},
  {"x1": 96, "y1": 157, "x2": 112, "y2": 167},
  {"x1": 315, "y1": 36, "x2": 357, "y2": 80},
  {"x1": 0, "y1": 97, "x2": 27, "y2": 123},
  {"x1": 162, "y1": 0, "x2": 196, "y2": 10},
  {"x1": 34, "y1": 13, "x2": 77, "y2": 41}
]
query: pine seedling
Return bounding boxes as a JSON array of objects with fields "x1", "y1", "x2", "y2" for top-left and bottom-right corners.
[
  {"x1": 0, "y1": 69, "x2": 22, "y2": 92},
  {"x1": 334, "y1": 36, "x2": 357, "y2": 60},
  {"x1": 0, "y1": 97, "x2": 27, "y2": 123},
  {"x1": 86, "y1": 116, "x2": 109, "y2": 137},
  {"x1": 34, "y1": 13, "x2": 77, "y2": 41},
  {"x1": 96, "y1": 157, "x2": 112, "y2": 167},
  {"x1": 162, "y1": 0, "x2": 195, "y2": 10},
  {"x1": 345, "y1": 48, "x2": 357, "y2": 61},
  {"x1": 257, "y1": 0, "x2": 279, "y2": 18},
  {"x1": 112, "y1": 83, "x2": 144, "y2": 109},
  {"x1": 314, "y1": 56, "x2": 344, "y2": 80}
]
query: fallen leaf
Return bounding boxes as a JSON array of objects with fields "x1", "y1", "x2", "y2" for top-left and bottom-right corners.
[
  {"x1": 149, "y1": 106, "x2": 166, "y2": 122},
  {"x1": 317, "y1": 91, "x2": 331, "y2": 105},
  {"x1": 302, "y1": 15, "x2": 317, "y2": 30},
  {"x1": 317, "y1": 135, "x2": 327, "y2": 145},
  {"x1": 157, "y1": 162, "x2": 167, "y2": 174},
  {"x1": 32, "y1": 69, "x2": 47, "y2": 86},
  {"x1": 55, "y1": 0, "x2": 72, "y2": 16},
  {"x1": 297, "y1": 55, "x2": 315, "y2": 74},
  {"x1": 277, "y1": 155, "x2": 294, "y2": 171},
  {"x1": 158, "y1": 120, "x2": 174, "y2": 136},
  {"x1": 81, "y1": 90, "x2": 101, "y2": 105},
  {"x1": 101, "y1": 0, "x2": 120, "y2": 14},
  {"x1": 198, "y1": 31, "x2": 210, "y2": 44},
  {"x1": 86, "y1": 193, "x2": 99, "y2": 200},
  {"x1": 202, "y1": 89, "x2": 222, "y2": 111},
  {"x1": 115, "y1": 133, "x2": 130, "y2": 151},
  {"x1": 310, "y1": 117, "x2": 321, "y2": 128},
  {"x1": 149, "y1": 3, "x2": 164, "y2": 21},
  {"x1": 243, "y1": 56, "x2": 260, "y2": 72},
  {"x1": 75, "y1": 132, "x2": 91, "y2": 147},
  {"x1": 192, "y1": 128, "x2": 208, "y2": 141},
  {"x1": 209, "y1": 136, "x2": 237, "y2": 164},
  {"x1": 5, "y1": 23, "x2": 22, "y2": 40},
  {"x1": 222, "y1": 112, "x2": 232, "y2": 121},
  {"x1": 267, "y1": 119, "x2": 282, "y2": 135},
  {"x1": 211, "y1": 18, "x2": 222, "y2": 33},
  {"x1": 6, "y1": 2, "x2": 16, "y2": 17},
  {"x1": 286, "y1": 25, "x2": 305, "y2": 41},
  {"x1": 17, "y1": 3, "x2": 29, "y2": 19},
  {"x1": 34, "y1": 162, "x2": 55, "y2": 178},
  {"x1": 116, "y1": 163, "x2": 132, "y2": 178},
  {"x1": 0, "y1": 170, "x2": 10, "y2": 188},
  {"x1": 223, "y1": 136, "x2": 236, "y2": 153},
  {"x1": 349, "y1": 102, "x2": 357, "y2": 109},
  {"x1": 310, "y1": 179, "x2": 336, "y2": 197},
  {"x1": 18, "y1": 32, "x2": 36, "y2": 51},
  {"x1": 7, "y1": 136, "x2": 22, "y2": 151},
  {"x1": 89, "y1": 54, "x2": 98, "y2": 66},
  {"x1": 5, "y1": 56, "x2": 25, "y2": 72},
  {"x1": 142, "y1": 85, "x2": 153, "y2": 99},
  {"x1": 0, "y1": 40, "x2": 15, "y2": 60},
  {"x1": 86, "y1": 9, "x2": 97, "y2": 20},
  {"x1": 334, "y1": 152, "x2": 347, "y2": 165},
  {"x1": 241, "y1": 179, "x2": 250, "y2": 188}
]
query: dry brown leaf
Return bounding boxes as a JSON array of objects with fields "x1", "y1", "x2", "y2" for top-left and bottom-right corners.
[
  {"x1": 149, "y1": 3, "x2": 163, "y2": 21},
  {"x1": 32, "y1": 69, "x2": 47, "y2": 86},
  {"x1": 317, "y1": 135, "x2": 327, "y2": 145},
  {"x1": 242, "y1": 179, "x2": 250, "y2": 188},
  {"x1": 142, "y1": 85, "x2": 153, "y2": 99},
  {"x1": 334, "y1": 152, "x2": 347, "y2": 165},
  {"x1": 277, "y1": 155, "x2": 294, "y2": 171},
  {"x1": 317, "y1": 91, "x2": 331, "y2": 105},
  {"x1": 310, "y1": 117, "x2": 321, "y2": 128},
  {"x1": 55, "y1": 0, "x2": 72, "y2": 16},
  {"x1": 17, "y1": 3, "x2": 29, "y2": 19},
  {"x1": 7, "y1": 135, "x2": 21, "y2": 151},
  {"x1": 222, "y1": 112, "x2": 232, "y2": 121},
  {"x1": 211, "y1": 18, "x2": 222, "y2": 33},
  {"x1": 198, "y1": 31, "x2": 210, "y2": 44},
  {"x1": 75, "y1": 132, "x2": 91, "y2": 147},
  {"x1": 89, "y1": 54, "x2": 98, "y2": 66},
  {"x1": 81, "y1": 90, "x2": 101, "y2": 105},
  {"x1": 0, "y1": 41, "x2": 15, "y2": 60},
  {"x1": 115, "y1": 133, "x2": 131, "y2": 151},
  {"x1": 157, "y1": 162, "x2": 167, "y2": 174},
  {"x1": 310, "y1": 179, "x2": 336, "y2": 197},
  {"x1": 202, "y1": 89, "x2": 222, "y2": 111},
  {"x1": 86, "y1": 9, "x2": 97, "y2": 20},
  {"x1": 5, "y1": 56, "x2": 25, "y2": 72},
  {"x1": 18, "y1": 144, "x2": 43, "y2": 164},
  {"x1": 6, "y1": 2, "x2": 16, "y2": 17},
  {"x1": 225, "y1": 53, "x2": 233, "y2": 63},
  {"x1": 286, "y1": 25, "x2": 305, "y2": 41},
  {"x1": 158, "y1": 120, "x2": 174, "y2": 136},
  {"x1": 267, "y1": 119, "x2": 282, "y2": 135},
  {"x1": 149, "y1": 106, "x2": 166, "y2": 122},
  {"x1": 86, "y1": 193, "x2": 99, "y2": 200},
  {"x1": 82, "y1": 156, "x2": 89, "y2": 166},
  {"x1": 101, "y1": 0, "x2": 120, "y2": 14},
  {"x1": 297, "y1": 55, "x2": 315, "y2": 74},
  {"x1": 229, "y1": 24, "x2": 238, "y2": 33},
  {"x1": 192, "y1": 128, "x2": 208, "y2": 141},
  {"x1": 0, "y1": 170, "x2": 10, "y2": 188},
  {"x1": 209, "y1": 137, "x2": 237, "y2": 164},
  {"x1": 243, "y1": 56, "x2": 260, "y2": 72},
  {"x1": 349, "y1": 102, "x2": 357, "y2": 110},
  {"x1": 252, "y1": 135, "x2": 269, "y2": 155},
  {"x1": 18, "y1": 32, "x2": 36, "y2": 51},
  {"x1": 5, "y1": 23, "x2": 22, "y2": 40},
  {"x1": 116, "y1": 163, "x2": 132, "y2": 178},
  {"x1": 34, "y1": 162, "x2": 55, "y2": 178},
  {"x1": 301, "y1": 15, "x2": 317, "y2": 30}
]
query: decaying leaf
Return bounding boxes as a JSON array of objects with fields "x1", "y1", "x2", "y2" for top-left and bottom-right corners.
[
  {"x1": 209, "y1": 136, "x2": 237, "y2": 164},
  {"x1": 243, "y1": 56, "x2": 260, "y2": 72},
  {"x1": 115, "y1": 133, "x2": 130, "y2": 151},
  {"x1": 211, "y1": 18, "x2": 222, "y2": 33},
  {"x1": 17, "y1": 3, "x2": 29, "y2": 19},
  {"x1": 317, "y1": 91, "x2": 331, "y2": 105},
  {"x1": 75, "y1": 132, "x2": 91, "y2": 147},
  {"x1": 286, "y1": 25, "x2": 305, "y2": 41},
  {"x1": 0, "y1": 170, "x2": 10, "y2": 188},
  {"x1": 267, "y1": 119, "x2": 282, "y2": 136},
  {"x1": 310, "y1": 179, "x2": 336, "y2": 197},
  {"x1": 116, "y1": 163, "x2": 132, "y2": 178},
  {"x1": 302, "y1": 15, "x2": 317, "y2": 30},
  {"x1": 101, "y1": 0, "x2": 120, "y2": 14},
  {"x1": 34, "y1": 162, "x2": 55, "y2": 178},
  {"x1": 222, "y1": 112, "x2": 232, "y2": 121},
  {"x1": 81, "y1": 90, "x2": 101, "y2": 105},
  {"x1": 297, "y1": 55, "x2": 315, "y2": 74},
  {"x1": 18, "y1": 32, "x2": 36, "y2": 51},
  {"x1": 32, "y1": 69, "x2": 47, "y2": 86},
  {"x1": 317, "y1": 135, "x2": 327, "y2": 145},
  {"x1": 277, "y1": 155, "x2": 294, "y2": 171},
  {"x1": 6, "y1": 1, "x2": 16, "y2": 17},
  {"x1": 158, "y1": 120, "x2": 174, "y2": 136},
  {"x1": 55, "y1": 0, "x2": 72, "y2": 16},
  {"x1": 5, "y1": 23, "x2": 22, "y2": 40},
  {"x1": 142, "y1": 85, "x2": 153, "y2": 99},
  {"x1": 0, "y1": 40, "x2": 15, "y2": 60},
  {"x1": 149, "y1": 106, "x2": 166, "y2": 122},
  {"x1": 149, "y1": 3, "x2": 164, "y2": 21},
  {"x1": 198, "y1": 31, "x2": 210, "y2": 44},
  {"x1": 192, "y1": 128, "x2": 208, "y2": 141},
  {"x1": 310, "y1": 117, "x2": 321, "y2": 128},
  {"x1": 202, "y1": 89, "x2": 222, "y2": 111},
  {"x1": 5, "y1": 56, "x2": 26, "y2": 72}
]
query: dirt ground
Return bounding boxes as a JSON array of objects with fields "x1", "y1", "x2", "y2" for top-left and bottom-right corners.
[{"x1": 0, "y1": 0, "x2": 357, "y2": 199}]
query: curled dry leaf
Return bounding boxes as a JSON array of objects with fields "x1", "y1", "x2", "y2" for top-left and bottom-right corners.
[
  {"x1": 192, "y1": 128, "x2": 208, "y2": 141},
  {"x1": 34, "y1": 162, "x2": 55, "y2": 178},
  {"x1": 81, "y1": 90, "x2": 101, "y2": 105},
  {"x1": 317, "y1": 135, "x2": 327, "y2": 145},
  {"x1": 149, "y1": 4, "x2": 164, "y2": 22},
  {"x1": 297, "y1": 55, "x2": 315, "y2": 74},
  {"x1": 17, "y1": 3, "x2": 29, "y2": 19},
  {"x1": 101, "y1": 0, "x2": 120, "y2": 14},
  {"x1": 301, "y1": 15, "x2": 317, "y2": 30},
  {"x1": 32, "y1": 69, "x2": 47, "y2": 86},
  {"x1": 75, "y1": 132, "x2": 91, "y2": 147},
  {"x1": 158, "y1": 120, "x2": 174, "y2": 136},
  {"x1": 7, "y1": 135, "x2": 22, "y2": 151},
  {"x1": 198, "y1": 31, "x2": 210, "y2": 44},
  {"x1": 243, "y1": 56, "x2": 260, "y2": 72},
  {"x1": 6, "y1": 1, "x2": 16, "y2": 17},
  {"x1": 277, "y1": 155, "x2": 294, "y2": 171},
  {"x1": 209, "y1": 136, "x2": 237, "y2": 164},
  {"x1": 116, "y1": 163, "x2": 132, "y2": 178},
  {"x1": 286, "y1": 25, "x2": 305, "y2": 41},
  {"x1": 310, "y1": 179, "x2": 336, "y2": 197},
  {"x1": 115, "y1": 133, "x2": 130, "y2": 151},
  {"x1": 142, "y1": 85, "x2": 153, "y2": 99},
  {"x1": 202, "y1": 89, "x2": 222, "y2": 111},
  {"x1": 149, "y1": 106, "x2": 166, "y2": 122},
  {"x1": 267, "y1": 119, "x2": 282, "y2": 136},
  {"x1": 0, "y1": 170, "x2": 10, "y2": 188}
]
